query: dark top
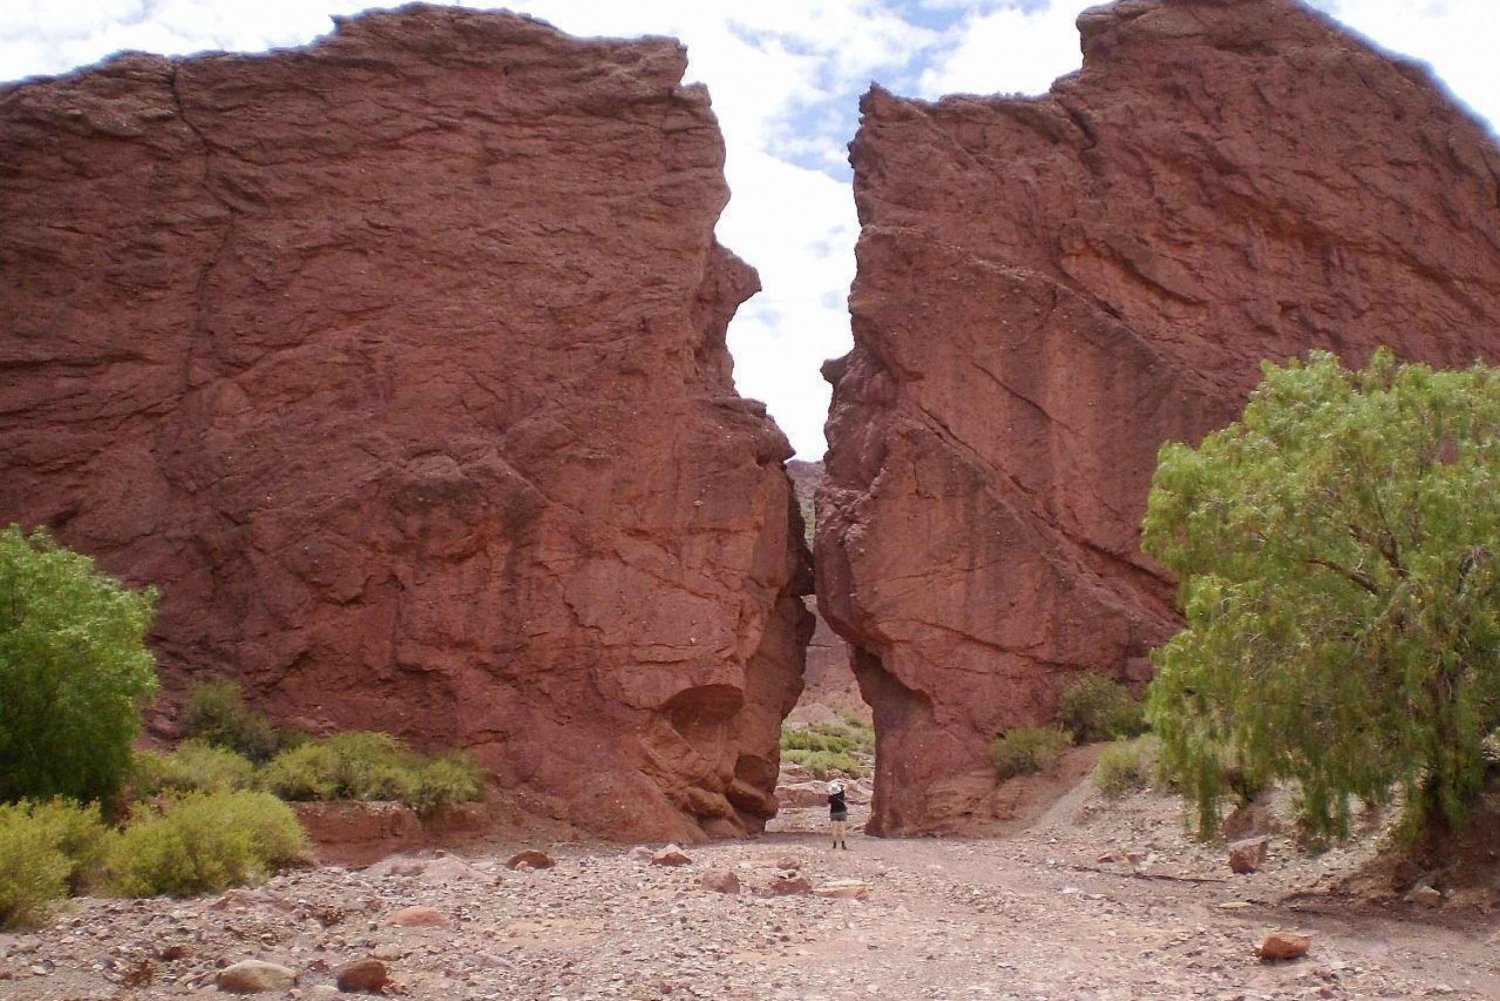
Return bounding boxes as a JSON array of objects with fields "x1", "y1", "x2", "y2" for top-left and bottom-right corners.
[{"x1": 828, "y1": 790, "x2": 848, "y2": 818}]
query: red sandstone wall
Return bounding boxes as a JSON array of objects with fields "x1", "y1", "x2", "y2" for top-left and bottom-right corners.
[
  {"x1": 0, "y1": 6, "x2": 811, "y2": 842},
  {"x1": 820, "y1": 0, "x2": 1500, "y2": 835}
]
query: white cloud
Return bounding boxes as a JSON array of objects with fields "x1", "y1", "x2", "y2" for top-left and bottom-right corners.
[
  {"x1": 916, "y1": 1, "x2": 1088, "y2": 98},
  {"x1": 3, "y1": 1, "x2": 1498, "y2": 456}
]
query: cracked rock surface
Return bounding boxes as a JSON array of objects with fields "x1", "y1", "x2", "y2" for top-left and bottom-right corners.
[
  {"x1": 0, "y1": 5, "x2": 810, "y2": 842},
  {"x1": 818, "y1": 0, "x2": 1500, "y2": 836}
]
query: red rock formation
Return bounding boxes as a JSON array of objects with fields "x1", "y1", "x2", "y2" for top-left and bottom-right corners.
[
  {"x1": 786, "y1": 460, "x2": 865, "y2": 721},
  {"x1": 0, "y1": 5, "x2": 811, "y2": 842},
  {"x1": 821, "y1": 0, "x2": 1500, "y2": 835}
]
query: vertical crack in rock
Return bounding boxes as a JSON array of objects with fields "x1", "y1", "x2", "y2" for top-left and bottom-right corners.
[
  {"x1": 0, "y1": 5, "x2": 810, "y2": 842},
  {"x1": 167, "y1": 63, "x2": 236, "y2": 395},
  {"x1": 821, "y1": 0, "x2": 1500, "y2": 836}
]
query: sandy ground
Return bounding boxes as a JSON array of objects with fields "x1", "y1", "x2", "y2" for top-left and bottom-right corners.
[{"x1": 3, "y1": 770, "x2": 1498, "y2": 1001}]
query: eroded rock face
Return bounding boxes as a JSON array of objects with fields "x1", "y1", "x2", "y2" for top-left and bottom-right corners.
[
  {"x1": 0, "y1": 5, "x2": 811, "y2": 842},
  {"x1": 821, "y1": 0, "x2": 1500, "y2": 835},
  {"x1": 786, "y1": 460, "x2": 863, "y2": 720}
]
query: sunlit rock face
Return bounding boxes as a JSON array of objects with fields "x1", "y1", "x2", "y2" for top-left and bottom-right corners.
[
  {"x1": 821, "y1": 0, "x2": 1500, "y2": 836},
  {"x1": 0, "y1": 5, "x2": 812, "y2": 842}
]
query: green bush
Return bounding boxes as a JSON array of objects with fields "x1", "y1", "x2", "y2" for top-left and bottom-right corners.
[
  {"x1": 16, "y1": 798, "x2": 113, "y2": 894},
  {"x1": 0, "y1": 798, "x2": 114, "y2": 929},
  {"x1": 0, "y1": 809, "x2": 70, "y2": 929},
  {"x1": 257, "y1": 742, "x2": 338, "y2": 801},
  {"x1": 131, "y1": 740, "x2": 256, "y2": 797},
  {"x1": 780, "y1": 719, "x2": 876, "y2": 756},
  {"x1": 1056, "y1": 675, "x2": 1146, "y2": 744},
  {"x1": 107, "y1": 790, "x2": 307, "y2": 898},
  {"x1": 992, "y1": 726, "x2": 1073, "y2": 780},
  {"x1": 782, "y1": 748, "x2": 863, "y2": 779},
  {"x1": 0, "y1": 526, "x2": 159, "y2": 804},
  {"x1": 406, "y1": 754, "x2": 485, "y2": 815},
  {"x1": 180, "y1": 679, "x2": 297, "y2": 764},
  {"x1": 1093, "y1": 736, "x2": 1162, "y2": 798},
  {"x1": 260, "y1": 732, "x2": 484, "y2": 813}
]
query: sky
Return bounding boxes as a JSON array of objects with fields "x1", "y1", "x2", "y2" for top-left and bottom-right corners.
[{"x1": 4, "y1": 1, "x2": 1498, "y2": 457}]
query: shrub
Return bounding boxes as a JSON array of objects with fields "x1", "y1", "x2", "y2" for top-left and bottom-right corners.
[
  {"x1": 0, "y1": 808, "x2": 70, "y2": 930},
  {"x1": 782, "y1": 748, "x2": 862, "y2": 779},
  {"x1": 1093, "y1": 736, "x2": 1162, "y2": 798},
  {"x1": 131, "y1": 740, "x2": 256, "y2": 797},
  {"x1": 781, "y1": 727, "x2": 853, "y2": 754},
  {"x1": 107, "y1": 791, "x2": 307, "y2": 898},
  {"x1": 1057, "y1": 675, "x2": 1146, "y2": 744},
  {"x1": 260, "y1": 732, "x2": 484, "y2": 813},
  {"x1": 0, "y1": 526, "x2": 158, "y2": 804},
  {"x1": 992, "y1": 726, "x2": 1072, "y2": 780},
  {"x1": 16, "y1": 798, "x2": 113, "y2": 894},
  {"x1": 180, "y1": 679, "x2": 290, "y2": 764},
  {"x1": 258, "y1": 743, "x2": 339, "y2": 801},
  {"x1": 406, "y1": 754, "x2": 485, "y2": 815}
]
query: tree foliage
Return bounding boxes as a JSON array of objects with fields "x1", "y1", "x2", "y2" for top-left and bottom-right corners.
[
  {"x1": 0, "y1": 527, "x2": 159, "y2": 804},
  {"x1": 1143, "y1": 350, "x2": 1500, "y2": 840}
]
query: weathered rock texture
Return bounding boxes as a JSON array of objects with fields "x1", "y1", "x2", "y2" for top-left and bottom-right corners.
[
  {"x1": 820, "y1": 0, "x2": 1500, "y2": 835},
  {"x1": 0, "y1": 5, "x2": 811, "y2": 842}
]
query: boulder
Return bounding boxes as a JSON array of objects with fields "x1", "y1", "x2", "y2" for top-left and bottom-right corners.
[
  {"x1": 765, "y1": 873, "x2": 812, "y2": 896},
  {"x1": 505, "y1": 850, "x2": 556, "y2": 871},
  {"x1": 1228, "y1": 837, "x2": 1269, "y2": 875},
  {"x1": 215, "y1": 960, "x2": 297, "y2": 993},
  {"x1": 651, "y1": 845, "x2": 693, "y2": 867},
  {"x1": 1258, "y1": 931, "x2": 1312, "y2": 962},
  {"x1": 0, "y1": 5, "x2": 811, "y2": 843},
  {"x1": 698, "y1": 869, "x2": 741, "y2": 894},
  {"x1": 385, "y1": 906, "x2": 448, "y2": 929},
  {"x1": 820, "y1": 0, "x2": 1500, "y2": 835},
  {"x1": 813, "y1": 880, "x2": 870, "y2": 900},
  {"x1": 335, "y1": 958, "x2": 390, "y2": 993},
  {"x1": 1406, "y1": 884, "x2": 1444, "y2": 908}
]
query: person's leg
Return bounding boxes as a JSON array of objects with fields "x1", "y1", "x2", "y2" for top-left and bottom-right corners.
[{"x1": 831, "y1": 818, "x2": 845, "y2": 848}]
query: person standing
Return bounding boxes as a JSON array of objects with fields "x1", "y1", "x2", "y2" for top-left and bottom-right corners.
[{"x1": 828, "y1": 779, "x2": 849, "y2": 850}]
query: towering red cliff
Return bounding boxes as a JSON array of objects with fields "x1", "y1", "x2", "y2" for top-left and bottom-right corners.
[
  {"x1": 821, "y1": 0, "x2": 1500, "y2": 835},
  {"x1": 0, "y1": 5, "x2": 811, "y2": 842}
]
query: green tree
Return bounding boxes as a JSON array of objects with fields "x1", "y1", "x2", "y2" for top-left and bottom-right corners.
[
  {"x1": 0, "y1": 527, "x2": 158, "y2": 804},
  {"x1": 1143, "y1": 350, "x2": 1500, "y2": 842}
]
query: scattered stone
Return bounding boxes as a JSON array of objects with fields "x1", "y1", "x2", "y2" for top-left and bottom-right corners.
[
  {"x1": 335, "y1": 958, "x2": 390, "y2": 993},
  {"x1": 627, "y1": 846, "x2": 655, "y2": 863},
  {"x1": 1258, "y1": 931, "x2": 1311, "y2": 963},
  {"x1": 1228, "y1": 836, "x2": 1269, "y2": 874},
  {"x1": 698, "y1": 869, "x2": 741, "y2": 894},
  {"x1": 651, "y1": 845, "x2": 693, "y2": 867},
  {"x1": 506, "y1": 849, "x2": 556, "y2": 870},
  {"x1": 159, "y1": 944, "x2": 192, "y2": 961},
  {"x1": 215, "y1": 960, "x2": 299, "y2": 993},
  {"x1": 766, "y1": 874, "x2": 812, "y2": 896},
  {"x1": 814, "y1": 880, "x2": 870, "y2": 900},
  {"x1": 370, "y1": 944, "x2": 404, "y2": 961},
  {"x1": 1406, "y1": 884, "x2": 1444, "y2": 908},
  {"x1": 385, "y1": 906, "x2": 449, "y2": 928}
]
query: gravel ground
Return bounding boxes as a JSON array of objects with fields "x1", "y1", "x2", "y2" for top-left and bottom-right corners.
[{"x1": 3, "y1": 778, "x2": 1498, "y2": 1000}]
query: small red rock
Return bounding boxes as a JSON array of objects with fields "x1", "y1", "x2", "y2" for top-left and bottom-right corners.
[
  {"x1": 1258, "y1": 931, "x2": 1311, "y2": 962},
  {"x1": 385, "y1": 906, "x2": 448, "y2": 928},
  {"x1": 698, "y1": 869, "x2": 740, "y2": 894},
  {"x1": 1229, "y1": 836, "x2": 1269, "y2": 874},
  {"x1": 335, "y1": 958, "x2": 389, "y2": 993},
  {"x1": 651, "y1": 845, "x2": 692, "y2": 867},
  {"x1": 767, "y1": 874, "x2": 812, "y2": 896},
  {"x1": 506, "y1": 849, "x2": 556, "y2": 870}
]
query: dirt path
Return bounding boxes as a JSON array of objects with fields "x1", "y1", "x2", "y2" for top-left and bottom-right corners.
[{"x1": 3, "y1": 783, "x2": 1497, "y2": 1000}]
